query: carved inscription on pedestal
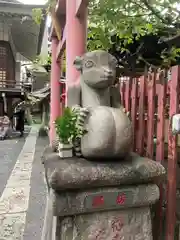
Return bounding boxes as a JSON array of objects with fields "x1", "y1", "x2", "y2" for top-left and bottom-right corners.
[{"x1": 60, "y1": 207, "x2": 152, "y2": 240}]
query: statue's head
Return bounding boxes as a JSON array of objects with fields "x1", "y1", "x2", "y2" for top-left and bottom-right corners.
[{"x1": 74, "y1": 50, "x2": 117, "y2": 88}]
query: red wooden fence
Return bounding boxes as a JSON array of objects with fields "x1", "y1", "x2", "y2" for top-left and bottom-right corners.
[{"x1": 120, "y1": 66, "x2": 180, "y2": 240}]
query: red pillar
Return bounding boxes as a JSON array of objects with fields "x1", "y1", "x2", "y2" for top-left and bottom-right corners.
[
  {"x1": 166, "y1": 66, "x2": 179, "y2": 240},
  {"x1": 49, "y1": 37, "x2": 61, "y2": 145},
  {"x1": 66, "y1": 0, "x2": 87, "y2": 86}
]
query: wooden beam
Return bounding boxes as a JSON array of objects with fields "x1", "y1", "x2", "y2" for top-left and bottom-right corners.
[
  {"x1": 55, "y1": 0, "x2": 89, "y2": 60},
  {"x1": 56, "y1": 0, "x2": 66, "y2": 15},
  {"x1": 49, "y1": 25, "x2": 57, "y2": 40},
  {"x1": 76, "y1": 0, "x2": 89, "y2": 17},
  {"x1": 50, "y1": 8, "x2": 62, "y2": 40},
  {"x1": 56, "y1": 25, "x2": 66, "y2": 60},
  {"x1": 137, "y1": 75, "x2": 146, "y2": 155}
]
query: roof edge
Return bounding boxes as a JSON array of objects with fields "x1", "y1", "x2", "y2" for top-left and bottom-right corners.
[{"x1": 0, "y1": 2, "x2": 47, "y2": 9}]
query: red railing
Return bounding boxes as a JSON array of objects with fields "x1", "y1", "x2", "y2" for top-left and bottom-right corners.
[{"x1": 120, "y1": 66, "x2": 180, "y2": 240}]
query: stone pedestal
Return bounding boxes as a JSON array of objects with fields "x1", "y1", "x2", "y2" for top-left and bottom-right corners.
[{"x1": 41, "y1": 148, "x2": 165, "y2": 240}]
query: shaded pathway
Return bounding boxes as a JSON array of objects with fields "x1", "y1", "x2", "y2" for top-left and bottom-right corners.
[
  {"x1": 0, "y1": 126, "x2": 38, "y2": 239},
  {"x1": 23, "y1": 136, "x2": 48, "y2": 240},
  {"x1": 0, "y1": 126, "x2": 30, "y2": 196},
  {"x1": 0, "y1": 126, "x2": 48, "y2": 240}
]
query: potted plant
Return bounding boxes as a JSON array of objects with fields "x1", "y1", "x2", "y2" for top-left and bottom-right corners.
[
  {"x1": 55, "y1": 107, "x2": 88, "y2": 158},
  {"x1": 55, "y1": 107, "x2": 76, "y2": 158}
]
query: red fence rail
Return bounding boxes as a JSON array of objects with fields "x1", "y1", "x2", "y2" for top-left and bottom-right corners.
[{"x1": 120, "y1": 66, "x2": 180, "y2": 240}]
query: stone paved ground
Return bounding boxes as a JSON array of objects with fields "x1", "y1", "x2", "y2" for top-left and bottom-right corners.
[
  {"x1": 23, "y1": 136, "x2": 47, "y2": 240},
  {"x1": 0, "y1": 126, "x2": 30, "y2": 196},
  {"x1": 0, "y1": 126, "x2": 48, "y2": 240}
]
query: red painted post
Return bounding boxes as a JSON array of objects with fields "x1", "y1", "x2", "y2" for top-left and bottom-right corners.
[
  {"x1": 60, "y1": 81, "x2": 66, "y2": 115},
  {"x1": 125, "y1": 77, "x2": 132, "y2": 114},
  {"x1": 120, "y1": 80, "x2": 125, "y2": 107},
  {"x1": 146, "y1": 72, "x2": 156, "y2": 159},
  {"x1": 166, "y1": 66, "x2": 180, "y2": 240},
  {"x1": 131, "y1": 78, "x2": 138, "y2": 152},
  {"x1": 154, "y1": 71, "x2": 167, "y2": 240},
  {"x1": 62, "y1": 83, "x2": 66, "y2": 111},
  {"x1": 49, "y1": 37, "x2": 61, "y2": 145},
  {"x1": 66, "y1": 0, "x2": 87, "y2": 87},
  {"x1": 156, "y1": 72, "x2": 167, "y2": 162},
  {"x1": 137, "y1": 74, "x2": 146, "y2": 155}
]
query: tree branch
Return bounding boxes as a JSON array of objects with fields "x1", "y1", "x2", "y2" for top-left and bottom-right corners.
[
  {"x1": 130, "y1": 0, "x2": 148, "y2": 11},
  {"x1": 121, "y1": 13, "x2": 152, "y2": 18},
  {"x1": 139, "y1": 55, "x2": 157, "y2": 68},
  {"x1": 140, "y1": 0, "x2": 170, "y2": 25},
  {"x1": 162, "y1": 33, "x2": 180, "y2": 47},
  {"x1": 131, "y1": 42, "x2": 144, "y2": 56}
]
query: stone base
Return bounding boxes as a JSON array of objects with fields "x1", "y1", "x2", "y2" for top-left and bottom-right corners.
[
  {"x1": 58, "y1": 207, "x2": 152, "y2": 240},
  {"x1": 42, "y1": 184, "x2": 159, "y2": 240},
  {"x1": 53, "y1": 184, "x2": 159, "y2": 217},
  {"x1": 41, "y1": 150, "x2": 165, "y2": 191},
  {"x1": 41, "y1": 148, "x2": 165, "y2": 240}
]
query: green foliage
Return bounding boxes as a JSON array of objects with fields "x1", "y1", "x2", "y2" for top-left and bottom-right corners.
[
  {"x1": 88, "y1": 0, "x2": 179, "y2": 50},
  {"x1": 161, "y1": 46, "x2": 180, "y2": 67},
  {"x1": 55, "y1": 107, "x2": 76, "y2": 144},
  {"x1": 46, "y1": 0, "x2": 56, "y2": 12},
  {"x1": 33, "y1": 0, "x2": 180, "y2": 68},
  {"x1": 55, "y1": 107, "x2": 86, "y2": 144},
  {"x1": 88, "y1": 0, "x2": 180, "y2": 67},
  {"x1": 33, "y1": 55, "x2": 51, "y2": 66},
  {"x1": 32, "y1": 8, "x2": 44, "y2": 25},
  {"x1": 32, "y1": 0, "x2": 56, "y2": 25}
]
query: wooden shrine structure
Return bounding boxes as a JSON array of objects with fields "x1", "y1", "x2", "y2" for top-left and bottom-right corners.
[{"x1": 0, "y1": 0, "x2": 46, "y2": 116}]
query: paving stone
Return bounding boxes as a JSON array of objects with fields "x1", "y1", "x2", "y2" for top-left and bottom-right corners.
[
  {"x1": 0, "y1": 126, "x2": 38, "y2": 239},
  {"x1": 0, "y1": 127, "x2": 30, "y2": 196},
  {"x1": 0, "y1": 187, "x2": 30, "y2": 214},
  {"x1": 0, "y1": 212, "x2": 26, "y2": 240}
]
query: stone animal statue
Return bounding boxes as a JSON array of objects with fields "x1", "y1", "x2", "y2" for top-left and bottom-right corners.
[{"x1": 67, "y1": 50, "x2": 133, "y2": 159}]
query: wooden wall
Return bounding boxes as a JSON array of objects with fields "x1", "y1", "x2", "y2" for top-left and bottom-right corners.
[{"x1": 0, "y1": 41, "x2": 15, "y2": 87}]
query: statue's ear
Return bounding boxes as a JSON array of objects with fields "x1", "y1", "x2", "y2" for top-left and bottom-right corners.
[{"x1": 74, "y1": 56, "x2": 83, "y2": 71}]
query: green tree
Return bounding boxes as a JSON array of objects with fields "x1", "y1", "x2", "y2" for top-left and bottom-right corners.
[
  {"x1": 88, "y1": 0, "x2": 180, "y2": 50},
  {"x1": 32, "y1": 0, "x2": 180, "y2": 69}
]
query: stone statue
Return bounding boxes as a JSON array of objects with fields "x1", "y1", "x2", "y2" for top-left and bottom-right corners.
[
  {"x1": 41, "y1": 50, "x2": 166, "y2": 240},
  {"x1": 67, "y1": 50, "x2": 133, "y2": 159}
]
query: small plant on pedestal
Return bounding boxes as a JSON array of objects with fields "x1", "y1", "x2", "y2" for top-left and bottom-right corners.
[
  {"x1": 55, "y1": 107, "x2": 87, "y2": 158},
  {"x1": 55, "y1": 107, "x2": 76, "y2": 158}
]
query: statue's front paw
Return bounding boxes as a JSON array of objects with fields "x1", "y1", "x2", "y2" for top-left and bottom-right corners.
[
  {"x1": 72, "y1": 104, "x2": 81, "y2": 113},
  {"x1": 72, "y1": 105, "x2": 89, "y2": 125},
  {"x1": 77, "y1": 108, "x2": 89, "y2": 128},
  {"x1": 73, "y1": 107, "x2": 89, "y2": 157}
]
